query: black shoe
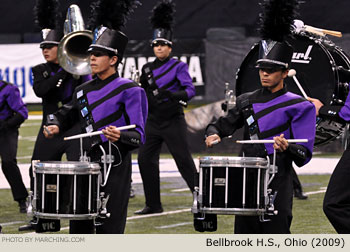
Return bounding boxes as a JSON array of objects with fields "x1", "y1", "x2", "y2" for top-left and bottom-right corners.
[
  {"x1": 18, "y1": 199, "x2": 27, "y2": 213},
  {"x1": 18, "y1": 218, "x2": 37, "y2": 231},
  {"x1": 134, "y1": 206, "x2": 163, "y2": 215},
  {"x1": 294, "y1": 190, "x2": 308, "y2": 200},
  {"x1": 0, "y1": 225, "x2": 2, "y2": 234}
]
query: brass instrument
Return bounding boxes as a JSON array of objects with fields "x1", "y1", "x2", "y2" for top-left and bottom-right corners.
[{"x1": 58, "y1": 4, "x2": 93, "y2": 76}]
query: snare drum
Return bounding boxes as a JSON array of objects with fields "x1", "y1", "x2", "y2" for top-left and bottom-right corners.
[
  {"x1": 194, "y1": 156, "x2": 271, "y2": 216},
  {"x1": 236, "y1": 33, "x2": 350, "y2": 145},
  {"x1": 33, "y1": 161, "x2": 101, "y2": 220}
]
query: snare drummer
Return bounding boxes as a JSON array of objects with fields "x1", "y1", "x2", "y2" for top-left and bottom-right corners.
[
  {"x1": 308, "y1": 92, "x2": 350, "y2": 233},
  {"x1": 43, "y1": 1, "x2": 146, "y2": 234},
  {"x1": 205, "y1": 0, "x2": 316, "y2": 234}
]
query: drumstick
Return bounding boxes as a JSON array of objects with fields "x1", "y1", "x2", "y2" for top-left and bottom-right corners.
[
  {"x1": 43, "y1": 125, "x2": 51, "y2": 135},
  {"x1": 236, "y1": 139, "x2": 308, "y2": 144},
  {"x1": 288, "y1": 69, "x2": 308, "y2": 99},
  {"x1": 304, "y1": 25, "x2": 342, "y2": 38},
  {"x1": 64, "y1": 124, "x2": 136, "y2": 141}
]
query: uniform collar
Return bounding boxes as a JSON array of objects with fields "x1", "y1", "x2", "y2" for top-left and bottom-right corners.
[
  {"x1": 254, "y1": 85, "x2": 288, "y2": 102},
  {"x1": 95, "y1": 72, "x2": 119, "y2": 85},
  {"x1": 262, "y1": 85, "x2": 287, "y2": 96},
  {"x1": 154, "y1": 57, "x2": 171, "y2": 68},
  {"x1": 47, "y1": 62, "x2": 60, "y2": 72}
]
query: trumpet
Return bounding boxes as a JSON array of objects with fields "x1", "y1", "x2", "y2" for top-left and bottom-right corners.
[{"x1": 57, "y1": 4, "x2": 93, "y2": 76}]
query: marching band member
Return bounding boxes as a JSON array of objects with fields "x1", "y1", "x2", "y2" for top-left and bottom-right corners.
[
  {"x1": 0, "y1": 80, "x2": 28, "y2": 214},
  {"x1": 205, "y1": 0, "x2": 315, "y2": 233},
  {"x1": 43, "y1": 0, "x2": 146, "y2": 234},
  {"x1": 135, "y1": 0, "x2": 197, "y2": 215},
  {"x1": 20, "y1": 0, "x2": 91, "y2": 232},
  {"x1": 308, "y1": 89, "x2": 350, "y2": 233}
]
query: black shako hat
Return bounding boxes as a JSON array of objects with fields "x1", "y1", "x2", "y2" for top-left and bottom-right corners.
[
  {"x1": 152, "y1": 28, "x2": 173, "y2": 45},
  {"x1": 88, "y1": 27, "x2": 128, "y2": 59},
  {"x1": 255, "y1": 0, "x2": 299, "y2": 69},
  {"x1": 150, "y1": 0, "x2": 175, "y2": 46},
  {"x1": 34, "y1": 0, "x2": 63, "y2": 48},
  {"x1": 87, "y1": 0, "x2": 140, "y2": 62},
  {"x1": 40, "y1": 29, "x2": 63, "y2": 48},
  {"x1": 256, "y1": 40, "x2": 293, "y2": 69}
]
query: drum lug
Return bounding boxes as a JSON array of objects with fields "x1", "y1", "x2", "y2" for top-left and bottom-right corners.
[
  {"x1": 27, "y1": 191, "x2": 35, "y2": 216},
  {"x1": 191, "y1": 187, "x2": 199, "y2": 214},
  {"x1": 98, "y1": 192, "x2": 110, "y2": 219},
  {"x1": 266, "y1": 190, "x2": 278, "y2": 216}
]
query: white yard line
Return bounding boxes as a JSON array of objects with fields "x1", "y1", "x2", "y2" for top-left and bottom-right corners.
[
  {"x1": 305, "y1": 189, "x2": 327, "y2": 195},
  {"x1": 0, "y1": 221, "x2": 26, "y2": 226},
  {"x1": 171, "y1": 188, "x2": 190, "y2": 192},
  {"x1": 155, "y1": 222, "x2": 192, "y2": 229},
  {"x1": 127, "y1": 208, "x2": 192, "y2": 220}
]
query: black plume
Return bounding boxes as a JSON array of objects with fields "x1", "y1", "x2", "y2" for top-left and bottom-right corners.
[
  {"x1": 34, "y1": 0, "x2": 60, "y2": 29},
  {"x1": 88, "y1": 0, "x2": 141, "y2": 31},
  {"x1": 259, "y1": 0, "x2": 300, "y2": 41},
  {"x1": 150, "y1": 0, "x2": 175, "y2": 31}
]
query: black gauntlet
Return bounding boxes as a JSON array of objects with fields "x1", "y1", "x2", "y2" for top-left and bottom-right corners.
[{"x1": 287, "y1": 144, "x2": 308, "y2": 167}]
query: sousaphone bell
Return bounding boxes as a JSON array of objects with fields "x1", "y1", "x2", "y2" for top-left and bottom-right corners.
[{"x1": 58, "y1": 4, "x2": 93, "y2": 76}]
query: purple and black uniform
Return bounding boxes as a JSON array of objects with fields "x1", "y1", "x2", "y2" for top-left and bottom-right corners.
[
  {"x1": 48, "y1": 72, "x2": 148, "y2": 234},
  {"x1": 137, "y1": 57, "x2": 197, "y2": 211},
  {"x1": 206, "y1": 86, "x2": 316, "y2": 233},
  {"x1": 320, "y1": 92, "x2": 350, "y2": 233},
  {"x1": 0, "y1": 81, "x2": 28, "y2": 203}
]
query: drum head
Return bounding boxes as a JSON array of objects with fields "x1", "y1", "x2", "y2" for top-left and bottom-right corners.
[{"x1": 236, "y1": 34, "x2": 344, "y2": 105}]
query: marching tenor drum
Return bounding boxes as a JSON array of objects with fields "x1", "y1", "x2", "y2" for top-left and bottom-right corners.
[
  {"x1": 33, "y1": 161, "x2": 101, "y2": 220},
  {"x1": 236, "y1": 32, "x2": 350, "y2": 146},
  {"x1": 192, "y1": 156, "x2": 277, "y2": 218}
]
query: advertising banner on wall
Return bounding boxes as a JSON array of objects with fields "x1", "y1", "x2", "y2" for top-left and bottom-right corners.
[
  {"x1": 0, "y1": 43, "x2": 43, "y2": 103},
  {"x1": 0, "y1": 39, "x2": 206, "y2": 104}
]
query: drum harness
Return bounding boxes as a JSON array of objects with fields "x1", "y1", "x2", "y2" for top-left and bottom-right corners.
[
  {"x1": 238, "y1": 98, "x2": 279, "y2": 221},
  {"x1": 144, "y1": 65, "x2": 187, "y2": 107}
]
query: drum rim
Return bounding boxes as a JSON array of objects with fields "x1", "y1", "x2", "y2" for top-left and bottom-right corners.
[
  {"x1": 34, "y1": 161, "x2": 101, "y2": 174},
  {"x1": 199, "y1": 156, "x2": 269, "y2": 168},
  {"x1": 199, "y1": 207, "x2": 266, "y2": 216},
  {"x1": 33, "y1": 212, "x2": 98, "y2": 220}
]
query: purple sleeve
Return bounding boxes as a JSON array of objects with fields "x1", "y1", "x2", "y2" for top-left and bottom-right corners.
[
  {"x1": 124, "y1": 87, "x2": 148, "y2": 144},
  {"x1": 339, "y1": 91, "x2": 350, "y2": 121},
  {"x1": 6, "y1": 85, "x2": 28, "y2": 119},
  {"x1": 177, "y1": 62, "x2": 195, "y2": 100},
  {"x1": 290, "y1": 101, "x2": 316, "y2": 165}
]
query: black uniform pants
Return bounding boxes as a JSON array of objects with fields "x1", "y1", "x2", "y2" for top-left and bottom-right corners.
[
  {"x1": 323, "y1": 149, "x2": 350, "y2": 233},
  {"x1": 0, "y1": 129, "x2": 28, "y2": 201},
  {"x1": 138, "y1": 115, "x2": 196, "y2": 208},
  {"x1": 291, "y1": 167, "x2": 303, "y2": 192},
  {"x1": 234, "y1": 166, "x2": 293, "y2": 234}
]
